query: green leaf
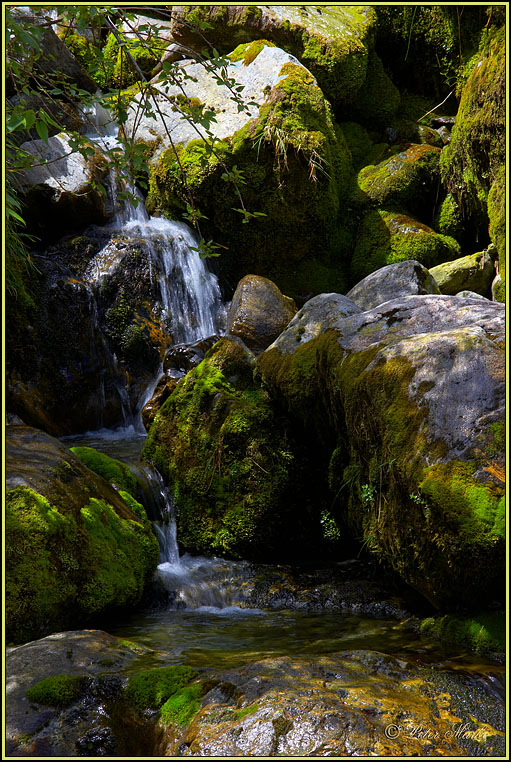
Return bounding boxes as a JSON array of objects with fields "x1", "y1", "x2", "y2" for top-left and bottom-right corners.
[{"x1": 35, "y1": 120, "x2": 49, "y2": 143}]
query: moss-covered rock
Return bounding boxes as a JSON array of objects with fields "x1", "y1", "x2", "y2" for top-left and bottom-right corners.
[
  {"x1": 143, "y1": 46, "x2": 353, "y2": 295},
  {"x1": 351, "y1": 210, "x2": 460, "y2": 284},
  {"x1": 429, "y1": 248, "x2": 496, "y2": 296},
  {"x1": 357, "y1": 143, "x2": 442, "y2": 219},
  {"x1": 125, "y1": 665, "x2": 198, "y2": 710},
  {"x1": 257, "y1": 295, "x2": 505, "y2": 610},
  {"x1": 487, "y1": 165, "x2": 505, "y2": 302},
  {"x1": 25, "y1": 674, "x2": 85, "y2": 707},
  {"x1": 5, "y1": 424, "x2": 159, "y2": 644},
  {"x1": 142, "y1": 336, "x2": 324, "y2": 560},
  {"x1": 169, "y1": 5, "x2": 379, "y2": 111},
  {"x1": 420, "y1": 611, "x2": 505, "y2": 655},
  {"x1": 350, "y1": 50, "x2": 400, "y2": 129},
  {"x1": 70, "y1": 446, "x2": 139, "y2": 497},
  {"x1": 440, "y1": 25, "x2": 505, "y2": 237}
]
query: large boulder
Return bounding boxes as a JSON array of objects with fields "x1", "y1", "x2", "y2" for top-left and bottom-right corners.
[
  {"x1": 257, "y1": 295, "x2": 505, "y2": 610},
  {"x1": 5, "y1": 424, "x2": 159, "y2": 643},
  {"x1": 226, "y1": 275, "x2": 297, "y2": 353},
  {"x1": 351, "y1": 210, "x2": 460, "y2": 284},
  {"x1": 129, "y1": 42, "x2": 352, "y2": 294},
  {"x1": 142, "y1": 336, "x2": 327, "y2": 561},
  {"x1": 347, "y1": 260, "x2": 440, "y2": 310},
  {"x1": 168, "y1": 5, "x2": 382, "y2": 112},
  {"x1": 16, "y1": 133, "x2": 111, "y2": 241},
  {"x1": 429, "y1": 248, "x2": 496, "y2": 297}
]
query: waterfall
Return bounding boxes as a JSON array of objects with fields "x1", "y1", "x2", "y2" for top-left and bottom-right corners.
[{"x1": 79, "y1": 101, "x2": 224, "y2": 430}]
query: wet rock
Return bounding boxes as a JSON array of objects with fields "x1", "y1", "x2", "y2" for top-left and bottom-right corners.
[
  {"x1": 5, "y1": 425, "x2": 159, "y2": 643},
  {"x1": 162, "y1": 652, "x2": 505, "y2": 756},
  {"x1": 429, "y1": 248, "x2": 496, "y2": 296},
  {"x1": 347, "y1": 260, "x2": 441, "y2": 310},
  {"x1": 257, "y1": 295, "x2": 505, "y2": 609},
  {"x1": 226, "y1": 275, "x2": 297, "y2": 353},
  {"x1": 164, "y1": 335, "x2": 219, "y2": 374},
  {"x1": 5, "y1": 630, "x2": 154, "y2": 757}
]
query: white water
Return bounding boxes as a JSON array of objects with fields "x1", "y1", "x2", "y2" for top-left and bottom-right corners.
[{"x1": 80, "y1": 101, "x2": 225, "y2": 429}]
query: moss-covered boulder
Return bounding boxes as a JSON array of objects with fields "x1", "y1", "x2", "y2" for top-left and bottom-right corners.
[
  {"x1": 5, "y1": 424, "x2": 159, "y2": 643},
  {"x1": 487, "y1": 165, "x2": 505, "y2": 302},
  {"x1": 347, "y1": 260, "x2": 440, "y2": 310},
  {"x1": 429, "y1": 248, "x2": 496, "y2": 297},
  {"x1": 169, "y1": 5, "x2": 380, "y2": 111},
  {"x1": 139, "y1": 43, "x2": 352, "y2": 294},
  {"x1": 142, "y1": 336, "x2": 325, "y2": 561},
  {"x1": 351, "y1": 210, "x2": 460, "y2": 284},
  {"x1": 226, "y1": 275, "x2": 297, "y2": 353},
  {"x1": 357, "y1": 144, "x2": 442, "y2": 219},
  {"x1": 440, "y1": 25, "x2": 505, "y2": 242},
  {"x1": 257, "y1": 295, "x2": 505, "y2": 610}
]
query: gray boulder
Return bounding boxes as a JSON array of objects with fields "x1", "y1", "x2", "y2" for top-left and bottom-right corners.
[
  {"x1": 257, "y1": 295, "x2": 505, "y2": 609},
  {"x1": 227, "y1": 275, "x2": 297, "y2": 354},
  {"x1": 347, "y1": 260, "x2": 440, "y2": 310}
]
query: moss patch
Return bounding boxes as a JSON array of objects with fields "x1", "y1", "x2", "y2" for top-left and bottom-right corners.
[
  {"x1": 351, "y1": 210, "x2": 460, "y2": 284},
  {"x1": 125, "y1": 665, "x2": 197, "y2": 710},
  {"x1": 229, "y1": 39, "x2": 276, "y2": 65},
  {"x1": 26, "y1": 674, "x2": 85, "y2": 707},
  {"x1": 70, "y1": 446, "x2": 138, "y2": 497},
  {"x1": 160, "y1": 683, "x2": 204, "y2": 727},
  {"x1": 6, "y1": 486, "x2": 159, "y2": 643},
  {"x1": 420, "y1": 611, "x2": 505, "y2": 654}
]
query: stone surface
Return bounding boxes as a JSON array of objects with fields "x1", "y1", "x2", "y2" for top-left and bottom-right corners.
[
  {"x1": 226, "y1": 275, "x2": 297, "y2": 353},
  {"x1": 347, "y1": 260, "x2": 441, "y2": 310},
  {"x1": 17, "y1": 134, "x2": 111, "y2": 239},
  {"x1": 257, "y1": 295, "x2": 505, "y2": 609},
  {"x1": 265, "y1": 293, "x2": 361, "y2": 356},
  {"x1": 429, "y1": 249, "x2": 496, "y2": 296},
  {"x1": 163, "y1": 652, "x2": 504, "y2": 757},
  {"x1": 5, "y1": 630, "x2": 158, "y2": 758}
]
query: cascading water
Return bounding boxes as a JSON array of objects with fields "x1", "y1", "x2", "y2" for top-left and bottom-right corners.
[
  {"x1": 145, "y1": 467, "x2": 251, "y2": 611},
  {"x1": 78, "y1": 100, "x2": 225, "y2": 431}
]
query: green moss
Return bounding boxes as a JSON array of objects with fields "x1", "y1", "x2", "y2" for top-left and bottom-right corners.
[
  {"x1": 235, "y1": 704, "x2": 259, "y2": 720},
  {"x1": 433, "y1": 193, "x2": 464, "y2": 239},
  {"x1": 70, "y1": 446, "x2": 138, "y2": 497},
  {"x1": 351, "y1": 50, "x2": 400, "y2": 129},
  {"x1": 160, "y1": 683, "x2": 203, "y2": 727},
  {"x1": 125, "y1": 665, "x2": 197, "y2": 710},
  {"x1": 420, "y1": 611, "x2": 505, "y2": 654},
  {"x1": 440, "y1": 25, "x2": 505, "y2": 234},
  {"x1": 419, "y1": 461, "x2": 505, "y2": 539},
  {"x1": 351, "y1": 210, "x2": 460, "y2": 284},
  {"x1": 229, "y1": 39, "x2": 276, "y2": 65},
  {"x1": 6, "y1": 486, "x2": 158, "y2": 643},
  {"x1": 148, "y1": 59, "x2": 353, "y2": 294},
  {"x1": 357, "y1": 144, "x2": 442, "y2": 217},
  {"x1": 487, "y1": 165, "x2": 505, "y2": 302},
  {"x1": 26, "y1": 674, "x2": 84, "y2": 707}
]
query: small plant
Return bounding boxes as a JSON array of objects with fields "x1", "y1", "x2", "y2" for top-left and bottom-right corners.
[{"x1": 361, "y1": 483, "x2": 377, "y2": 505}]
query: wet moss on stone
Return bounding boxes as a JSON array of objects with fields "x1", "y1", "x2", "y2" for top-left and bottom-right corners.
[
  {"x1": 70, "y1": 446, "x2": 138, "y2": 497},
  {"x1": 487, "y1": 165, "x2": 505, "y2": 302},
  {"x1": 420, "y1": 611, "x2": 505, "y2": 654},
  {"x1": 25, "y1": 674, "x2": 85, "y2": 707},
  {"x1": 160, "y1": 683, "x2": 204, "y2": 727},
  {"x1": 125, "y1": 665, "x2": 197, "y2": 710}
]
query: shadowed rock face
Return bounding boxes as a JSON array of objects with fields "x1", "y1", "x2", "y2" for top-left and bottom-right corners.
[
  {"x1": 226, "y1": 274, "x2": 297, "y2": 353},
  {"x1": 257, "y1": 294, "x2": 505, "y2": 609}
]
